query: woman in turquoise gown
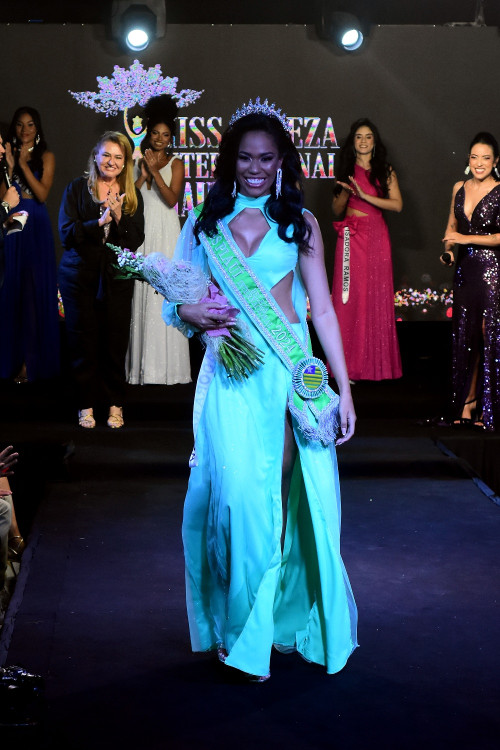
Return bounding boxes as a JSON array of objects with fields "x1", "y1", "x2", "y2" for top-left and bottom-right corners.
[{"x1": 164, "y1": 102, "x2": 358, "y2": 681}]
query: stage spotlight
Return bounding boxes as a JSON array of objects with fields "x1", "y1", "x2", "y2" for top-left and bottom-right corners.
[
  {"x1": 339, "y1": 26, "x2": 363, "y2": 51},
  {"x1": 123, "y1": 6, "x2": 156, "y2": 50},
  {"x1": 316, "y1": 7, "x2": 369, "y2": 53},
  {"x1": 111, "y1": 1, "x2": 166, "y2": 51},
  {"x1": 331, "y1": 12, "x2": 365, "y2": 51}
]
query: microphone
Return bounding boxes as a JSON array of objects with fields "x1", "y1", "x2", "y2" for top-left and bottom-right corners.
[
  {"x1": 440, "y1": 251, "x2": 454, "y2": 267},
  {"x1": 2, "y1": 164, "x2": 11, "y2": 189}
]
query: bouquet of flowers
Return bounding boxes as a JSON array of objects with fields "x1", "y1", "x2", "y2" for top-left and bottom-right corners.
[{"x1": 109, "y1": 244, "x2": 264, "y2": 380}]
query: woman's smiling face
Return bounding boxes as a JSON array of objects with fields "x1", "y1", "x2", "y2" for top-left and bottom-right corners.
[
  {"x1": 354, "y1": 126, "x2": 374, "y2": 156},
  {"x1": 149, "y1": 122, "x2": 172, "y2": 152},
  {"x1": 235, "y1": 130, "x2": 282, "y2": 198},
  {"x1": 468, "y1": 143, "x2": 498, "y2": 181},
  {"x1": 15, "y1": 112, "x2": 37, "y2": 146},
  {"x1": 95, "y1": 140, "x2": 125, "y2": 181}
]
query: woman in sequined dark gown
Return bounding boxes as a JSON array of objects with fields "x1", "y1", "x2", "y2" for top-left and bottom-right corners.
[{"x1": 442, "y1": 132, "x2": 500, "y2": 431}]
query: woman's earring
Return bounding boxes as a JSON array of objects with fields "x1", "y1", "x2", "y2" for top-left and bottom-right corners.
[
  {"x1": 371, "y1": 145, "x2": 375, "y2": 158},
  {"x1": 464, "y1": 165, "x2": 471, "y2": 175},
  {"x1": 232, "y1": 180, "x2": 237, "y2": 198},
  {"x1": 35, "y1": 133, "x2": 40, "y2": 145},
  {"x1": 494, "y1": 166, "x2": 500, "y2": 179},
  {"x1": 275, "y1": 167, "x2": 282, "y2": 198},
  {"x1": 12, "y1": 136, "x2": 17, "y2": 146}
]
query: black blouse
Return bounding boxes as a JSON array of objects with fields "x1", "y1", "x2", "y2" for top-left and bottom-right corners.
[{"x1": 58, "y1": 176, "x2": 144, "y2": 270}]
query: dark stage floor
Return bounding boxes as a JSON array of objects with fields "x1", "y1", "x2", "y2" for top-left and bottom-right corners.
[{"x1": 1, "y1": 323, "x2": 499, "y2": 749}]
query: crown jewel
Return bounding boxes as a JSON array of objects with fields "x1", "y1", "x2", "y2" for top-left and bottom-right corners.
[{"x1": 229, "y1": 97, "x2": 291, "y2": 132}]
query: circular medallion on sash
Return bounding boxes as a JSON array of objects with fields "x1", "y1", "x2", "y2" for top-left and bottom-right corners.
[{"x1": 292, "y1": 357, "x2": 328, "y2": 399}]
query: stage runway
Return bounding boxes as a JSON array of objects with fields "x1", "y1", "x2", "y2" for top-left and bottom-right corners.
[{"x1": 1, "y1": 371, "x2": 499, "y2": 749}]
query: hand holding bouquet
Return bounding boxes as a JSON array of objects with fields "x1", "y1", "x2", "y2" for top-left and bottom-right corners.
[
  {"x1": 109, "y1": 245, "x2": 264, "y2": 380},
  {"x1": 200, "y1": 282, "x2": 264, "y2": 380}
]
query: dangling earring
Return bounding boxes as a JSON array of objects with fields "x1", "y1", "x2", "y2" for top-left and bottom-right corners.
[
  {"x1": 371, "y1": 145, "x2": 375, "y2": 158},
  {"x1": 275, "y1": 167, "x2": 282, "y2": 198},
  {"x1": 35, "y1": 133, "x2": 40, "y2": 145},
  {"x1": 12, "y1": 136, "x2": 17, "y2": 146},
  {"x1": 232, "y1": 180, "x2": 237, "y2": 198},
  {"x1": 494, "y1": 166, "x2": 500, "y2": 179},
  {"x1": 464, "y1": 165, "x2": 471, "y2": 175}
]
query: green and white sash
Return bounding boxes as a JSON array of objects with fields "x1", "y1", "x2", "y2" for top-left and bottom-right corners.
[{"x1": 191, "y1": 206, "x2": 340, "y2": 445}]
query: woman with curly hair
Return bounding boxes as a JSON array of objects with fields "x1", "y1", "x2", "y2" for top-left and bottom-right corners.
[
  {"x1": 164, "y1": 102, "x2": 357, "y2": 682},
  {"x1": 331, "y1": 118, "x2": 403, "y2": 381},
  {"x1": 58, "y1": 131, "x2": 144, "y2": 428},
  {"x1": 0, "y1": 106, "x2": 60, "y2": 382},
  {"x1": 127, "y1": 95, "x2": 190, "y2": 385}
]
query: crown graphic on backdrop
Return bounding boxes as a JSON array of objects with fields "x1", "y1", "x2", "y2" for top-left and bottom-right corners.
[
  {"x1": 69, "y1": 59, "x2": 203, "y2": 155},
  {"x1": 69, "y1": 59, "x2": 203, "y2": 115}
]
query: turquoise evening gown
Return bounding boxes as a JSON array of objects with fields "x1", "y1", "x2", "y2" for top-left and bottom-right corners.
[{"x1": 164, "y1": 194, "x2": 358, "y2": 677}]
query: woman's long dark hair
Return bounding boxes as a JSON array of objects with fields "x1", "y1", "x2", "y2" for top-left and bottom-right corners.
[
  {"x1": 468, "y1": 132, "x2": 500, "y2": 181},
  {"x1": 195, "y1": 112, "x2": 311, "y2": 253},
  {"x1": 140, "y1": 95, "x2": 178, "y2": 155},
  {"x1": 6, "y1": 106, "x2": 47, "y2": 181},
  {"x1": 333, "y1": 118, "x2": 392, "y2": 198}
]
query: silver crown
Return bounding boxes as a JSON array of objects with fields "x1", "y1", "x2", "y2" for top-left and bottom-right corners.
[{"x1": 228, "y1": 97, "x2": 291, "y2": 132}]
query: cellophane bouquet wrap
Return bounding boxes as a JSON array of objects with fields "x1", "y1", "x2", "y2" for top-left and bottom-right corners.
[{"x1": 109, "y1": 245, "x2": 264, "y2": 380}]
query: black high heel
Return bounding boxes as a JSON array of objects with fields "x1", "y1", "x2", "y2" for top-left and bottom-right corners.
[{"x1": 453, "y1": 399, "x2": 477, "y2": 427}]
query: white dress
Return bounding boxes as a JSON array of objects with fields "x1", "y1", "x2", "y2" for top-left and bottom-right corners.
[{"x1": 127, "y1": 156, "x2": 191, "y2": 385}]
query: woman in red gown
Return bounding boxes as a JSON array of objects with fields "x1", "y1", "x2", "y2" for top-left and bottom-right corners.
[{"x1": 331, "y1": 118, "x2": 402, "y2": 381}]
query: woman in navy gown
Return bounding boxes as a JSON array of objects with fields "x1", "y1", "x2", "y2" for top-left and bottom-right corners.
[
  {"x1": 0, "y1": 132, "x2": 21, "y2": 288},
  {"x1": 442, "y1": 132, "x2": 500, "y2": 431},
  {"x1": 0, "y1": 107, "x2": 60, "y2": 382}
]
